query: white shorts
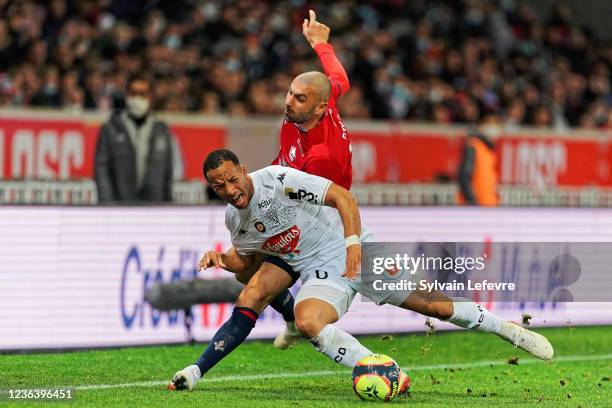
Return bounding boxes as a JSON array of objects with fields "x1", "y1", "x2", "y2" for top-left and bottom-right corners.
[
  {"x1": 293, "y1": 226, "x2": 414, "y2": 316},
  {"x1": 295, "y1": 284, "x2": 355, "y2": 318},
  {"x1": 295, "y1": 262, "x2": 413, "y2": 319}
]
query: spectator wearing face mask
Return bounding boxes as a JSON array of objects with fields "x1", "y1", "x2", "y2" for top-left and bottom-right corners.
[{"x1": 94, "y1": 73, "x2": 183, "y2": 203}]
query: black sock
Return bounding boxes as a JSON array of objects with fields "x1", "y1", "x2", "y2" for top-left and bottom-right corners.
[
  {"x1": 195, "y1": 307, "x2": 257, "y2": 376},
  {"x1": 268, "y1": 289, "x2": 295, "y2": 322}
]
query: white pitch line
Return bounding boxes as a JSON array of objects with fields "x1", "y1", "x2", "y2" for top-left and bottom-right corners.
[
  {"x1": 75, "y1": 371, "x2": 340, "y2": 391},
  {"x1": 70, "y1": 352, "x2": 612, "y2": 391}
]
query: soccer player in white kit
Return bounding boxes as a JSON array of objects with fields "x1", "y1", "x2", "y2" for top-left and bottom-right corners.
[{"x1": 170, "y1": 149, "x2": 554, "y2": 391}]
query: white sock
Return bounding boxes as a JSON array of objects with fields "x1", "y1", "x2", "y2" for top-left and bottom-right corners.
[
  {"x1": 187, "y1": 364, "x2": 201, "y2": 379},
  {"x1": 310, "y1": 324, "x2": 373, "y2": 367},
  {"x1": 446, "y1": 297, "x2": 502, "y2": 334}
]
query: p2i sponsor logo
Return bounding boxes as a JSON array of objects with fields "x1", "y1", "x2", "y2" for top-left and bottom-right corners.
[
  {"x1": 285, "y1": 187, "x2": 318, "y2": 204},
  {"x1": 262, "y1": 225, "x2": 301, "y2": 254}
]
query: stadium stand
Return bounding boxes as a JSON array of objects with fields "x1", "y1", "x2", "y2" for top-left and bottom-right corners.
[{"x1": 0, "y1": 0, "x2": 610, "y2": 129}]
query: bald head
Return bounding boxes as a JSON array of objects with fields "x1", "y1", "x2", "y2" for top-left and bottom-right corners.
[
  {"x1": 284, "y1": 71, "x2": 331, "y2": 127},
  {"x1": 293, "y1": 71, "x2": 331, "y2": 103}
]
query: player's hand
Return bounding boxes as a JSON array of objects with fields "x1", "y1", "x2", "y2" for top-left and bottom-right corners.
[
  {"x1": 342, "y1": 244, "x2": 361, "y2": 279},
  {"x1": 302, "y1": 9, "x2": 330, "y2": 48},
  {"x1": 198, "y1": 250, "x2": 227, "y2": 271}
]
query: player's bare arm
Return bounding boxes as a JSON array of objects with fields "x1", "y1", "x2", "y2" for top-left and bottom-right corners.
[{"x1": 323, "y1": 183, "x2": 362, "y2": 279}]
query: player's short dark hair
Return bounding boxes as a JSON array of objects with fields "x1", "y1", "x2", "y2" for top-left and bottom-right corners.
[{"x1": 203, "y1": 149, "x2": 241, "y2": 178}]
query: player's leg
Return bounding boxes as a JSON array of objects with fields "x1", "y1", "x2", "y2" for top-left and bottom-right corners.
[
  {"x1": 170, "y1": 262, "x2": 293, "y2": 391},
  {"x1": 259, "y1": 256, "x2": 301, "y2": 349},
  {"x1": 294, "y1": 284, "x2": 374, "y2": 368},
  {"x1": 293, "y1": 283, "x2": 411, "y2": 394},
  {"x1": 396, "y1": 289, "x2": 554, "y2": 360},
  {"x1": 231, "y1": 250, "x2": 298, "y2": 332},
  {"x1": 357, "y1": 239, "x2": 554, "y2": 361}
]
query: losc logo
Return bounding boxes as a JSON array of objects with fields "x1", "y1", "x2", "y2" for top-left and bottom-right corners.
[
  {"x1": 262, "y1": 226, "x2": 301, "y2": 254},
  {"x1": 284, "y1": 187, "x2": 318, "y2": 204},
  {"x1": 0, "y1": 128, "x2": 86, "y2": 179}
]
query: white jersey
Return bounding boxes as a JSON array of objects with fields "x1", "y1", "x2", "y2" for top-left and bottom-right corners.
[
  {"x1": 225, "y1": 166, "x2": 346, "y2": 275},
  {"x1": 226, "y1": 165, "x2": 413, "y2": 307}
]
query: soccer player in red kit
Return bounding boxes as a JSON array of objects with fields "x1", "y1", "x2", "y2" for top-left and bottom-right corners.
[
  {"x1": 273, "y1": 9, "x2": 352, "y2": 190},
  {"x1": 260, "y1": 11, "x2": 353, "y2": 344},
  {"x1": 257, "y1": 10, "x2": 354, "y2": 346}
]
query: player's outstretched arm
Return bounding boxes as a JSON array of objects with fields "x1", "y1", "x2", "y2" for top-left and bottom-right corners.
[
  {"x1": 198, "y1": 247, "x2": 254, "y2": 274},
  {"x1": 324, "y1": 183, "x2": 362, "y2": 279},
  {"x1": 302, "y1": 10, "x2": 330, "y2": 48},
  {"x1": 302, "y1": 10, "x2": 350, "y2": 99}
]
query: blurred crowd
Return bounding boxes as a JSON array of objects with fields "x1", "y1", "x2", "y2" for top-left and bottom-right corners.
[{"x1": 0, "y1": 0, "x2": 611, "y2": 130}]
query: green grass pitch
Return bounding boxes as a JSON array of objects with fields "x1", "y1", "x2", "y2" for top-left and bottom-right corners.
[{"x1": 1, "y1": 325, "x2": 610, "y2": 407}]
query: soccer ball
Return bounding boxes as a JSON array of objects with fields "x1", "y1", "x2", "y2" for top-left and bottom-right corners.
[{"x1": 352, "y1": 354, "x2": 401, "y2": 402}]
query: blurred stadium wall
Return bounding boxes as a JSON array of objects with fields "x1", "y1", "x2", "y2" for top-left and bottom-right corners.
[
  {"x1": 1, "y1": 108, "x2": 612, "y2": 206},
  {"x1": 2, "y1": 205, "x2": 612, "y2": 351},
  {"x1": 2, "y1": 108, "x2": 612, "y2": 351}
]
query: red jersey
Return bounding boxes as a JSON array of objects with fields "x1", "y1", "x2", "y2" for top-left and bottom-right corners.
[{"x1": 272, "y1": 43, "x2": 353, "y2": 190}]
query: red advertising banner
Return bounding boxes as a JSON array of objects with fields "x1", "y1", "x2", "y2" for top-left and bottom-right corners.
[
  {"x1": 350, "y1": 128, "x2": 612, "y2": 186},
  {"x1": 0, "y1": 117, "x2": 95, "y2": 180},
  {"x1": 497, "y1": 137, "x2": 612, "y2": 187},
  {"x1": 350, "y1": 130, "x2": 462, "y2": 183},
  {"x1": 1, "y1": 111, "x2": 610, "y2": 186},
  {"x1": 0, "y1": 115, "x2": 226, "y2": 180},
  {"x1": 170, "y1": 124, "x2": 225, "y2": 179}
]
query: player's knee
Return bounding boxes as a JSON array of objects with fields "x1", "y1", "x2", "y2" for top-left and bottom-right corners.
[
  {"x1": 236, "y1": 285, "x2": 274, "y2": 310},
  {"x1": 424, "y1": 301, "x2": 453, "y2": 320},
  {"x1": 295, "y1": 315, "x2": 324, "y2": 339},
  {"x1": 437, "y1": 301, "x2": 454, "y2": 319}
]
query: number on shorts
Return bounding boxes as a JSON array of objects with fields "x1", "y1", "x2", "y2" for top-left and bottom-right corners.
[{"x1": 315, "y1": 270, "x2": 328, "y2": 279}]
